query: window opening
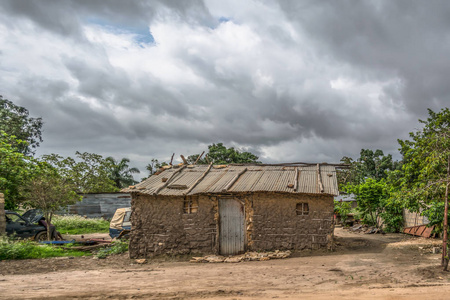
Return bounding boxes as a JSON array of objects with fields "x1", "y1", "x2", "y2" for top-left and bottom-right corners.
[
  {"x1": 184, "y1": 198, "x2": 198, "y2": 214},
  {"x1": 296, "y1": 202, "x2": 309, "y2": 215}
]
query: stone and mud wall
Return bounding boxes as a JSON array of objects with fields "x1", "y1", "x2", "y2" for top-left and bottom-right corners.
[
  {"x1": 129, "y1": 192, "x2": 334, "y2": 258},
  {"x1": 248, "y1": 193, "x2": 334, "y2": 251},
  {"x1": 0, "y1": 193, "x2": 5, "y2": 235},
  {"x1": 129, "y1": 194, "x2": 216, "y2": 258}
]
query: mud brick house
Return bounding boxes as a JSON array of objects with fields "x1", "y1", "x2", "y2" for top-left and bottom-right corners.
[{"x1": 123, "y1": 163, "x2": 340, "y2": 258}]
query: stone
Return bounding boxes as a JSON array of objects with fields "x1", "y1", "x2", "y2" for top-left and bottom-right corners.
[{"x1": 135, "y1": 259, "x2": 147, "y2": 264}]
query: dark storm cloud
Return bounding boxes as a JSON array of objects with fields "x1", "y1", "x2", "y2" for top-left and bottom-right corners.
[
  {"x1": 1, "y1": 0, "x2": 449, "y2": 175},
  {"x1": 277, "y1": 0, "x2": 450, "y2": 114}
]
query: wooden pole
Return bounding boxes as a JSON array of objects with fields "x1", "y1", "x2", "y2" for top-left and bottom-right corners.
[
  {"x1": 443, "y1": 155, "x2": 450, "y2": 270},
  {"x1": 169, "y1": 153, "x2": 175, "y2": 165},
  {"x1": 180, "y1": 155, "x2": 188, "y2": 165},
  {"x1": 222, "y1": 168, "x2": 247, "y2": 192},
  {"x1": 153, "y1": 165, "x2": 186, "y2": 195},
  {"x1": 194, "y1": 151, "x2": 205, "y2": 165},
  {"x1": 317, "y1": 164, "x2": 324, "y2": 193},
  {"x1": 185, "y1": 162, "x2": 213, "y2": 195},
  {"x1": 293, "y1": 167, "x2": 299, "y2": 192}
]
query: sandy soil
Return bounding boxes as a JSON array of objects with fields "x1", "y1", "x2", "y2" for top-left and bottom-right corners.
[{"x1": 1, "y1": 228, "x2": 450, "y2": 299}]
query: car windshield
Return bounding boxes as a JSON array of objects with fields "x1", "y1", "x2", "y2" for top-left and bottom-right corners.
[
  {"x1": 21, "y1": 209, "x2": 43, "y2": 223},
  {"x1": 6, "y1": 213, "x2": 26, "y2": 223}
]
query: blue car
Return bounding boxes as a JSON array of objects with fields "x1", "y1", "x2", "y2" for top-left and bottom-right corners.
[{"x1": 109, "y1": 207, "x2": 131, "y2": 238}]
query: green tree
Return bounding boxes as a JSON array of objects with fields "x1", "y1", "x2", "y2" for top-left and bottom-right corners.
[
  {"x1": 344, "y1": 178, "x2": 388, "y2": 228},
  {"x1": 105, "y1": 157, "x2": 140, "y2": 189},
  {"x1": 187, "y1": 143, "x2": 260, "y2": 165},
  {"x1": 338, "y1": 149, "x2": 400, "y2": 187},
  {"x1": 0, "y1": 96, "x2": 43, "y2": 155},
  {"x1": 0, "y1": 132, "x2": 36, "y2": 209},
  {"x1": 393, "y1": 108, "x2": 450, "y2": 269},
  {"x1": 42, "y1": 152, "x2": 118, "y2": 193},
  {"x1": 145, "y1": 158, "x2": 168, "y2": 177},
  {"x1": 21, "y1": 162, "x2": 81, "y2": 240}
]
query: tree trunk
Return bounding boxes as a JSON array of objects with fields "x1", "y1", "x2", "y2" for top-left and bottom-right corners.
[{"x1": 442, "y1": 155, "x2": 450, "y2": 270}]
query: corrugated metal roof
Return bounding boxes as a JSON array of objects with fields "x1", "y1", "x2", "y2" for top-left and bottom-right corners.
[{"x1": 123, "y1": 164, "x2": 340, "y2": 196}]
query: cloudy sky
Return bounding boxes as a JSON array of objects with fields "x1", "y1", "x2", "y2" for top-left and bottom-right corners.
[{"x1": 1, "y1": 0, "x2": 449, "y2": 176}]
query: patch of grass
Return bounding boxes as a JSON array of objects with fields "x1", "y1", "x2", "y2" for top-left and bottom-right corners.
[
  {"x1": 96, "y1": 240, "x2": 128, "y2": 259},
  {"x1": 0, "y1": 236, "x2": 89, "y2": 260},
  {"x1": 53, "y1": 215, "x2": 110, "y2": 234}
]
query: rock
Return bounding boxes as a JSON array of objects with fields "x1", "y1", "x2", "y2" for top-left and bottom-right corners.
[
  {"x1": 224, "y1": 256, "x2": 243, "y2": 263},
  {"x1": 135, "y1": 259, "x2": 147, "y2": 264}
]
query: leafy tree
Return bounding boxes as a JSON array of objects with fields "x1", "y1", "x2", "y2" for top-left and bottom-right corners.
[
  {"x1": 145, "y1": 158, "x2": 168, "y2": 177},
  {"x1": 393, "y1": 108, "x2": 450, "y2": 269},
  {"x1": 42, "y1": 152, "x2": 118, "y2": 193},
  {"x1": 0, "y1": 132, "x2": 36, "y2": 209},
  {"x1": 334, "y1": 201, "x2": 352, "y2": 225},
  {"x1": 338, "y1": 149, "x2": 400, "y2": 186},
  {"x1": 105, "y1": 157, "x2": 140, "y2": 189},
  {"x1": 21, "y1": 162, "x2": 81, "y2": 240},
  {"x1": 344, "y1": 178, "x2": 389, "y2": 228},
  {"x1": 187, "y1": 143, "x2": 260, "y2": 165},
  {"x1": 0, "y1": 96, "x2": 43, "y2": 155}
]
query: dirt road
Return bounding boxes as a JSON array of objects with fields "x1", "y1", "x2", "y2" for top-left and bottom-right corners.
[{"x1": 1, "y1": 228, "x2": 450, "y2": 299}]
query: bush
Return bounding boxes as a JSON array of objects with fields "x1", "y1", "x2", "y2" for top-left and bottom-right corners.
[
  {"x1": 96, "y1": 240, "x2": 128, "y2": 259},
  {"x1": 0, "y1": 236, "x2": 87, "y2": 260},
  {"x1": 334, "y1": 201, "x2": 352, "y2": 225},
  {"x1": 52, "y1": 215, "x2": 110, "y2": 234}
]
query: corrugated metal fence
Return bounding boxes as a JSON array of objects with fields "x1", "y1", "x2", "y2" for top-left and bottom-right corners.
[{"x1": 58, "y1": 193, "x2": 131, "y2": 219}]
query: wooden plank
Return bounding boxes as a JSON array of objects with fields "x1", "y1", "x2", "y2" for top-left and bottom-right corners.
[
  {"x1": 317, "y1": 164, "x2": 324, "y2": 193},
  {"x1": 153, "y1": 166, "x2": 186, "y2": 195},
  {"x1": 293, "y1": 167, "x2": 299, "y2": 192}
]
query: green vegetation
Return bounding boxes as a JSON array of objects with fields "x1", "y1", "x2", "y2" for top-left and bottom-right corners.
[
  {"x1": 52, "y1": 215, "x2": 110, "y2": 234},
  {"x1": 96, "y1": 240, "x2": 128, "y2": 259},
  {"x1": 0, "y1": 236, "x2": 88, "y2": 260},
  {"x1": 42, "y1": 152, "x2": 120, "y2": 193},
  {"x1": 334, "y1": 201, "x2": 352, "y2": 225},
  {"x1": 106, "y1": 156, "x2": 140, "y2": 189},
  {"x1": 0, "y1": 95, "x2": 43, "y2": 155},
  {"x1": 0, "y1": 132, "x2": 35, "y2": 209},
  {"x1": 188, "y1": 143, "x2": 260, "y2": 165}
]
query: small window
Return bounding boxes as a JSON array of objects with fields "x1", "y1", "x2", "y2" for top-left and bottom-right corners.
[
  {"x1": 183, "y1": 199, "x2": 198, "y2": 214},
  {"x1": 296, "y1": 202, "x2": 309, "y2": 215}
]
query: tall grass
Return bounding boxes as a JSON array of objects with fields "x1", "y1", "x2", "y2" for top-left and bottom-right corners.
[
  {"x1": 52, "y1": 215, "x2": 110, "y2": 234},
  {"x1": 96, "y1": 240, "x2": 129, "y2": 259},
  {"x1": 0, "y1": 236, "x2": 88, "y2": 260}
]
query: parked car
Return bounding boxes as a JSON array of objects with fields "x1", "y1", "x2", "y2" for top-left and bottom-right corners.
[
  {"x1": 109, "y1": 207, "x2": 131, "y2": 238},
  {"x1": 5, "y1": 209, "x2": 48, "y2": 241}
]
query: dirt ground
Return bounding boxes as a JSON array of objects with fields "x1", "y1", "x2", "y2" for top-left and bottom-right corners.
[{"x1": 2, "y1": 227, "x2": 450, "y2": 299}]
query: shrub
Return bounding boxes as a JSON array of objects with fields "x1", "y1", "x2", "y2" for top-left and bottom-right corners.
[
  {"x1": 334, "y1": 201, "x2": 352, "y2": 225},
  {"x1": 96, "y1": 240, "x2": 128, "y2": 259},
  {"x1": 52, "y1": 215, "x2": 110, "y2": 234},
  {"x1": 0, "y1": 236, "x2": 87, "y2": 260}
]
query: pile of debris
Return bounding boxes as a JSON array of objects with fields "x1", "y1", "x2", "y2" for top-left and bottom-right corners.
[
  {"x1": 190, "y1": 250, "x2": 291, "y2": 263},
  {"x1": 346, "y1": 224, "x2": 385, "y2": 234}
]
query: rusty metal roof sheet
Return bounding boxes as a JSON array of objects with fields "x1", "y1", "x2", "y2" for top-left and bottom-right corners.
[{"x1": 123, "y1": 163, "x2": 340, "y2": 196}]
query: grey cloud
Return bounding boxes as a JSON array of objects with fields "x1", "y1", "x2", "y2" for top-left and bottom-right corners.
[
  {"x1": 277, "y1": 0, "x2": 450, "y2": 114},
  {"x1": 3, "y1": 0, "x2": 449, "y2": 175}
]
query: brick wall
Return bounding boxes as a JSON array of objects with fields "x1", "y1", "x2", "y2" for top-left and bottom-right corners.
[{"x1": 0, "y1": 193, "x2": 5, "y2": 235}]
